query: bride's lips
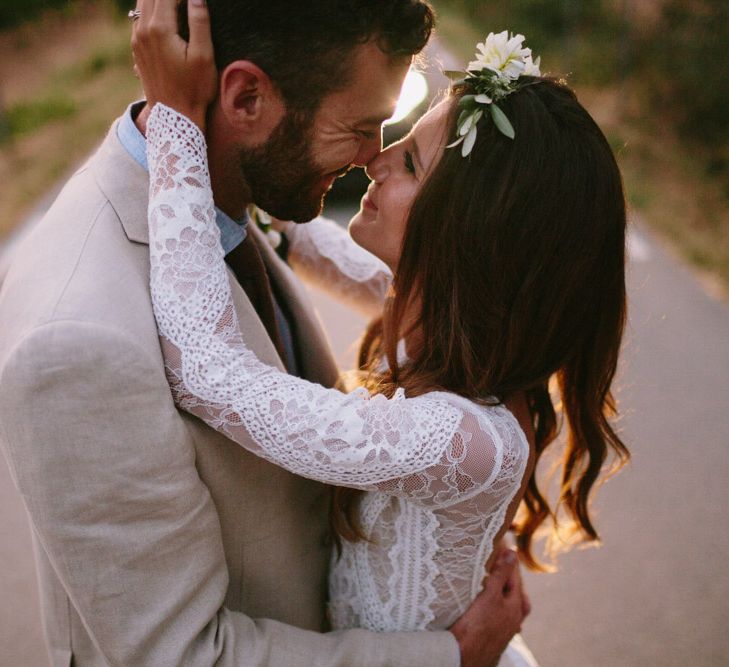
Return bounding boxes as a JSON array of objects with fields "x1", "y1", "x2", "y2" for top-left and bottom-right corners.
[{"x1": 362, "y1": 190, "x2": 378, "y2": 212}]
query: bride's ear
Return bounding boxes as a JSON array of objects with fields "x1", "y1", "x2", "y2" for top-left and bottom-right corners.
[{"x1": 218, "y1": 61, "x2": 286, "y2": 144}]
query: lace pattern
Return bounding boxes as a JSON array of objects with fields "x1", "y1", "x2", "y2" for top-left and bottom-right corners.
[
  {"x1": 283, "y1": 217, "x2": 392, "y2": 317},
  {"x1": 146, "y1": 104, "x2": 530, "y2": 634},
  {"x1": 328, "y1": 398, "x2": 528, "y2": 631}
]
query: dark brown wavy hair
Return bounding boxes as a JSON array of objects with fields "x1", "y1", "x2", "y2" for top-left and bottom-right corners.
[{"x1": 332, "y1": 78, "x2": 629, "y2": 570}]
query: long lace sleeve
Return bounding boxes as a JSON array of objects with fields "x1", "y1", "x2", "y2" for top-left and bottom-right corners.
[
  {"x1": 283, "y1": 217, "x2": 392, "y2": 317},
  {"x1": 147, "y1": 104, "x2": 525, "y2": 510}
]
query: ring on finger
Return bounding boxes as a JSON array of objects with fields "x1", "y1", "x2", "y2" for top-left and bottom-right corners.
[{"x1": 128, "y1": 9, "x2": 141, "y2": 21}]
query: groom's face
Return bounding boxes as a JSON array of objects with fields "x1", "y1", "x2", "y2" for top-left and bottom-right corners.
[{"x1": 239, "y1": 41, "x2": 411, "y2": 222}]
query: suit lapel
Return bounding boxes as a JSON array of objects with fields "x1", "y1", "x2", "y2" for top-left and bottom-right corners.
[
  {"x1": 250, "y1": 224, "x2": 340, "y2": 388},
  {"x1": 93, "y1": 118, "x2": 150, "y2": 245}
]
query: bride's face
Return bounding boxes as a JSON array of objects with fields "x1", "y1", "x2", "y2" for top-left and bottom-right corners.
[{"x1": 349, "y1": 101, "x2": 450, "y2": 271}]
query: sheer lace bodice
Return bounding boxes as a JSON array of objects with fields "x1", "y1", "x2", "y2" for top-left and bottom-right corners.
[{"x1": 146, "y1": 104, "x2": 530, "y2": 632}]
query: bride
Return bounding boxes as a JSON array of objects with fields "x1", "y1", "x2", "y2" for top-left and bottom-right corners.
[{"x1": 133, "y1": 1, "x2": 628, "y2": 664}]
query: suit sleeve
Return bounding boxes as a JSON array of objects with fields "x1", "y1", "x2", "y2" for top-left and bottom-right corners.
[{"x1": 0, "y1": 320, "x2": 460, "y2": 667}]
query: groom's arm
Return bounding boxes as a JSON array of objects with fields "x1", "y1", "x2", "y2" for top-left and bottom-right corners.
[{"x1": 0, "y1": 319, "x2": 466, "y2": 667}]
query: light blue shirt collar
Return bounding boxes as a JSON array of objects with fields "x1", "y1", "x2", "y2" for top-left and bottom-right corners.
[{"x1": 117, "y1": 101, "x2": 247, "y2": 254}]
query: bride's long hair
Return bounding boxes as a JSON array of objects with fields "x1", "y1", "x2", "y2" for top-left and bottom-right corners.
[{"x1": 331, "y1": 78, "x2": 629, "y2": 570}]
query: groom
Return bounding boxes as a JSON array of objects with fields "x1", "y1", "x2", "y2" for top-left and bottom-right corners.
[{"x1": 0, "y1": 1, "x2": 528, "y2": 665}]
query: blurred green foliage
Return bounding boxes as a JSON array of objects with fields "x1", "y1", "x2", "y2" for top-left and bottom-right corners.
[
  {"x1": 59, "y1": 41, "x2": 133, "y2": 85},
  {"x1": 437, "y1": 0, "x2": 624, "y2": 84},
  {"x1": 0, "y1": 0, "x2": 130, "y2": 29},
  {"x1": 652, "y1": 0, "x2": 729, "y2": 152},
  {"x1": 0, "y1": 111, "x2": 10, "y2": 143},
  {"x1": 110, "y1": 0, "x2": 133, "y2": 14},
  {"x1": 438, "y1": 0, "x2": 729, "y2": 186},
  {"x1": 2, "y1": 95, "x2": 77, "y2": 142},
  {"x1": 0, "y1": 0, "x2": 67, "y2": 29}
]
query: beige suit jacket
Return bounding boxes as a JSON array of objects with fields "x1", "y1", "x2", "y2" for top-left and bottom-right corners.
[{"x1": 0, "y1": 122, "x2": 459, "y2": 666}]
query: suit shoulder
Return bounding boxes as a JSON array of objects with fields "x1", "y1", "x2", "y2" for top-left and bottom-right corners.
[{"x1": 0, "y1": 174, "x2": 157, "y2": 357}]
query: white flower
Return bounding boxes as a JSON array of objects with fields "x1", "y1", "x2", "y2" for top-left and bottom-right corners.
[
  {"x1": 254, "y1": 207, "x2": 272, "y2": 227},
  {"x1": 446, "y1": 32, "x2": 543, "y2": 152},
  {"x1": 523, "y1": 55, "x2": 542, "y2": 77},
  {"x1": 468, "y1": 31, "x2": 532, "y2": 81},
  {"x1": 266, "y1": 229, "x2": 282, "y2": 249}
]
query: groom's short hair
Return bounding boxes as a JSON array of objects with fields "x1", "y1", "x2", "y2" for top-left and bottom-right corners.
[{"x1": 201, "y1": 0, "x2": 434, "y2": 115}]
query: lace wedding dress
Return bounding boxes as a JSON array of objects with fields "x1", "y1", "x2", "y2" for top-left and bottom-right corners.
[{"x1": 146, "y1": 104, "x2": 538, "y2": 666}]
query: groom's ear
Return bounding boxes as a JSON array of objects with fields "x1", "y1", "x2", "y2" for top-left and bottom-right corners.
[{"x1": 219, "y1": 61, "x2": 287, "y2": 144}]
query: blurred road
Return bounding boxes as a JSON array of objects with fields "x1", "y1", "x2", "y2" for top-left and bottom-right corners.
[{"x1": 518, "y1": 221, "x2": 729, "y2": 666}]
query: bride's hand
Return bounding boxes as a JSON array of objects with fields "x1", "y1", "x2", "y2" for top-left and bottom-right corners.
[{"x1": 131, "y1": 0, "x2": 218, "y2": 130}]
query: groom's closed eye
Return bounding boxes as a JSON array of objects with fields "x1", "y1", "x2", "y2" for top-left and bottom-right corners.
[{"x1": 354, "y1": 111, "x2": 393, "y2": 136}]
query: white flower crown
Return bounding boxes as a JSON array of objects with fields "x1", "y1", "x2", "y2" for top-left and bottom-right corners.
[{"x1": 445, "y1": 31, "x2": 542, "y2": 157}]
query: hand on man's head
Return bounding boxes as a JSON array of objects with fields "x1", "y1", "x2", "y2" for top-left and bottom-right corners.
[
  {"x1": 131, "y1": 0, "x2": 218, "y2": 130},
  {"x1": 449, "y1": 549, "x2": 530, "y2": 667}
]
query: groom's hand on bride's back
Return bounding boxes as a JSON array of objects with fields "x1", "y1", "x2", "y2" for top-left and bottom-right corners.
[{"x1": 449, "y1": 549, "x2": 529, "y2": 667}]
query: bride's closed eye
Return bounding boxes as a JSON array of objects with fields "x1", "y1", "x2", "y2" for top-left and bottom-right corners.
[{"x1": 403, "y1": 150, "x2": 416, "y2": 174}]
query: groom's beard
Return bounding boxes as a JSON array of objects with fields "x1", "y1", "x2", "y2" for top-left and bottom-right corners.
[{"x1": 238, "y1": 111, "x2": 348, "y2": 223}]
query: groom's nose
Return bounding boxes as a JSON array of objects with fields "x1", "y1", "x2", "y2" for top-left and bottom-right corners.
[
  {"x1": 352, "y1": 131, "x2": 383, "y2": 167},
  {"x1": 364, "y1": 150, "x2": 387, "y2": 183}
]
